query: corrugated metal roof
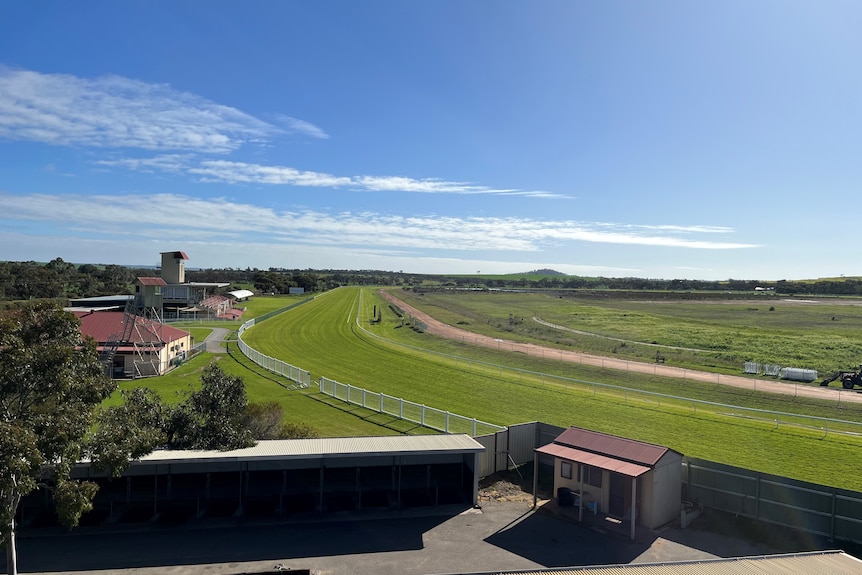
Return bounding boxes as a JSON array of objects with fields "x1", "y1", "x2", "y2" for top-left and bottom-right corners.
[
  {"x1": 555, "y1": 427, "x2": 673, "y2": 467},
  {"x1": 136, "y1": 276, "x2": 168, "y2": 286},
  {"x1": 122, "y1": 435, "x2": 485, "y2": 466},
  {"x1": 462, "y1": 551, "x2": 862, "y2": 575},
  {"x1": 536, "y1": 443, "x2": 650, "y2": 478},
  {"x1": 229, "y1": 289, "x2": 254, "y2": 299},
  {"x1": 161, "y1": 250, "x2": 189, "y2": 259},
  {"x1": 75, "y1": 311, "x2": 189, "y2": 345}
]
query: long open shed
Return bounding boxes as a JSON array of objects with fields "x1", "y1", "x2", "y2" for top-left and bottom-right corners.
[{"x1": 20, "y1": 435, "x2": 485, "y2": 529}]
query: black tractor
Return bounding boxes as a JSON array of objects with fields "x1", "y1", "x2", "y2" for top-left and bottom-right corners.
[{"x1": 820, "y1": 365, "x2": 862, "y2": 389}]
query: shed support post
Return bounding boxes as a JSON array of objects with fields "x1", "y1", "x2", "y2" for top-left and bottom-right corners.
[
  {"x1": 319, "y1": 465, "x2": 325, "y2": 513},
  {"x1": 532, "y1": 452, "x2": 539, "y2": 509},
  {"x1": 630, "y1": 479, "x2": 637, "y2": 541},
  {"x1": 578, "y1": 464, "x2": 584, "y2": 523}
]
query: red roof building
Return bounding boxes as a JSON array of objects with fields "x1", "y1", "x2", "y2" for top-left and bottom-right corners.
[{"x1": 75, "y1": 311, "x2": 191, "y2": 378}]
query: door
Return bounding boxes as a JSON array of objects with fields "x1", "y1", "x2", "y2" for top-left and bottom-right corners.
[{"x1": 609, "y1": 472, "x2": 626, "y2": 517}]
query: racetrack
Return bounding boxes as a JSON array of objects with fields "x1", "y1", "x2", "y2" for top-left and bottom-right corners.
[{"x1": 379, "y1": 290, "x2": 862, "y2": 405}]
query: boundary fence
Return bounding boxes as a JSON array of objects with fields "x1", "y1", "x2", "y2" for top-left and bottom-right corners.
[
  {"x1": 683, "y1": 457, "x2": 862, "y2": 544},
  {"x1": 318, "y1": 377, "x2": 505, "y2": 437},
  {"x1": 236, "y1": 298, "x2": 313, "y2": 387}
]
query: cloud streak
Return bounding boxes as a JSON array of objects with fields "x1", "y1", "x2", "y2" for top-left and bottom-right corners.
[
  {"x1": 1, "y1": 67, "x2": 560, "y2": 198},
  {"x1": 0, "y1": 192, "x2": 758, "y2": 252},
  {"x1": 0, "y1": 67, "x2": 327, "y2": 152},
  {"x1": 101, "y1": 155, "x2": 566, "y2": 197}
]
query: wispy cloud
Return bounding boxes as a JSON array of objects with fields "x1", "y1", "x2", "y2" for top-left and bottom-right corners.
[
  {"x1": 189, "y1": 160, "x2": 353, "y2": 187},
  {"x1": 0, "y1": 67, "x2": 326, "y2": 152},
  {"x1": 273, "y1": 114, "x2": 329, "y2": 139},
  {"x1": 0, "y1": 192, "x2": 758, "y2": 252},
  {"x1": 2, "y1": 67, "x2": 559, "y2": 198},
  {"x1": 103, "y1": 155, "x2": 566, "y2": 197},
  {"x1": 97, "y1": 154, "x2": 197, "y2": 173}
]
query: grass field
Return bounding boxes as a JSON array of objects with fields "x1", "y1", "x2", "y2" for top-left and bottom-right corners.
[
  {"x1": 238, "y1": 287, "x2": 862, "y2": 492},
  {"x1": 389, "y1": 289, "x2": 862, "y2": 376}
]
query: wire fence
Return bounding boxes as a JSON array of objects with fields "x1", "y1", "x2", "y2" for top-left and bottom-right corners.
[{"x1": 318, "y1": 377, "x2": 505, "y2": 437}]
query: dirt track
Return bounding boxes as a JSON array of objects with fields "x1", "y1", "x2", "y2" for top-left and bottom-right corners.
[{"x1": 379, "y1": 291, "x2": 862, "y2": 405}]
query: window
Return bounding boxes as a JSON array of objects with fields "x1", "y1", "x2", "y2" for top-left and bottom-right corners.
[
  {"x1": 560, "y1": 461, "x2": 573, "y2": 479},
  {"x1": 584, "y1": 465, "x2": 603, "y2": 488}
]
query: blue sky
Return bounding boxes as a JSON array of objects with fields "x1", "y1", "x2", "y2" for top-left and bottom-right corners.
[{"x1": 1, "y1": 1, "x2": 860, "y2": 280}]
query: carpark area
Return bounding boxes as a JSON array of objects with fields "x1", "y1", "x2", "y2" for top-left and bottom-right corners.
[{"x1": 10, "y1": 494, "x2": 850, "y2": 575}]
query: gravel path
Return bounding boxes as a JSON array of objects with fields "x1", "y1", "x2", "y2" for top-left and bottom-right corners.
[{"x1": 379, "y1": 291, "x2": 862, "y2": 405}]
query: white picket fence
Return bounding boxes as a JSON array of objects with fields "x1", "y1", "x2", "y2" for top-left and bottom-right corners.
[{"x1": 319, "y1": 377, "x2": 504, "y2": 437}]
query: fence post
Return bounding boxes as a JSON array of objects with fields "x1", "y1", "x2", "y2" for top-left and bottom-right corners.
[
  {"x1": 445, "y1": 411, "x2": 450, "y2": 433},
  {"x1": 421, "y1": 405, "x2": 426, "y2": 426},
  {"x1": 379, "y1": 393, "x2": 384, "y2": 413},
  {"x1": 472, "y1": 418, "x2": 477, "y2": 436}
]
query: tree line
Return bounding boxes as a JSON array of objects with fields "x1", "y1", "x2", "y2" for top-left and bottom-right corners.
[{"x1": 3, "y1": 258, "x2": 862, "y2": 303}]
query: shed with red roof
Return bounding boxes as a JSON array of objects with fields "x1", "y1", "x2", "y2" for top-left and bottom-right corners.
[{"x1": 535, "y1": 426, "x2": 683, "y2": 537}]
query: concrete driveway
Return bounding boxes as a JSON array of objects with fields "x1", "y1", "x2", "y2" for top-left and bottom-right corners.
[
  {"x1": 9, "y1": 499, "x2": 837, "y2": 575},
  {"x1": 204, "y1": 327, "x2": 231, "y2": 353}
]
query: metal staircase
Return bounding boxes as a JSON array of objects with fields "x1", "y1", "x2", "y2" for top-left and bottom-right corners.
[
  {"x1": 98, "y1": 299, "x2": 136, "y2": 377},
  {"x1": 132, "y1": 305, "x2": 165, "y2": 378}
]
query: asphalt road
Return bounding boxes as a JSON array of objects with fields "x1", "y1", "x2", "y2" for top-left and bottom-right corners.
[{"x1": 9, "y1": 499, "x2": 824, "y2": 575}]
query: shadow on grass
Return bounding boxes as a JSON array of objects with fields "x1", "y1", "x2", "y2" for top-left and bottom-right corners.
[
  {"x1": 307, "y1": 392, "x2": 433, "y2": 435},
  {"x1": 225, "y1": 342, "x2": 306, "y2": 391}
]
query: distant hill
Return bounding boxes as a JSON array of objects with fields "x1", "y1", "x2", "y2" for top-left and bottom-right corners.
[{"x1": 525, "y1": 268, "x2": 566, "y2": 276}]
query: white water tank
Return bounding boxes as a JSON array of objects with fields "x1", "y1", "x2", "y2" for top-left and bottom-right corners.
[{"x1": 779, "y1": 367, "x2": 818, "y2": 382}]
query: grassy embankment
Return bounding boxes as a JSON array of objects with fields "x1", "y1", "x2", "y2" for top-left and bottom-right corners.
[{"x1": 241, "y1": 287, "x2": 862, "y2": 491}]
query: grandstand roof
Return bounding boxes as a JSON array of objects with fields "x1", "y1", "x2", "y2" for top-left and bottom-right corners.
[{"x1": 228, "y1": 289, "x2": 254, "y2": 300}]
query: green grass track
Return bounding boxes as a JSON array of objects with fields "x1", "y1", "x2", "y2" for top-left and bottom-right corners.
[{"x1": 241, "y1": 287, "x2": 862, "y2": 491}]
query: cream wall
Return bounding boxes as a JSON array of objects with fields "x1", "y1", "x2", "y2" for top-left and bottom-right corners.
[
  {"x1": 551, "y1": 459, "x2": 608, "y2": 513},
  {"x1": 550, "y1": 455, "x2": 680, "y2": 528}
]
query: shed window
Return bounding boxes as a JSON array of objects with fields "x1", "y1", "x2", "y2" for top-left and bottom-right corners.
[
  {"x1": 560, "y1": 461, "x2": 573, "y2": 479},
  {"x1": 583, "y1": 465, "x2": 603, "y2": 488}
]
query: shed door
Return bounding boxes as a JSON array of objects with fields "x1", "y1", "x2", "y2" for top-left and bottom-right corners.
[{"x1": 609, "y1": 473, "x2": 626, "y2": 517}]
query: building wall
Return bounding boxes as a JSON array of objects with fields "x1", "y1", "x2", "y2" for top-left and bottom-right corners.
[
  {"x1": 550, "y1": 459, "x2": 607, "y2": 513},
  {"x1": 550, "y1": 456, "x2": 681, "y2": 528},
  {"x1": 114, "y1": 332, "x2": 191, "y2": 377},
  {"x1": 642, "y1": 453, "x2": 683, "y2": 529},
  {"x1": 161, "y1": 253, "x2": 185, "y2": 284}
]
